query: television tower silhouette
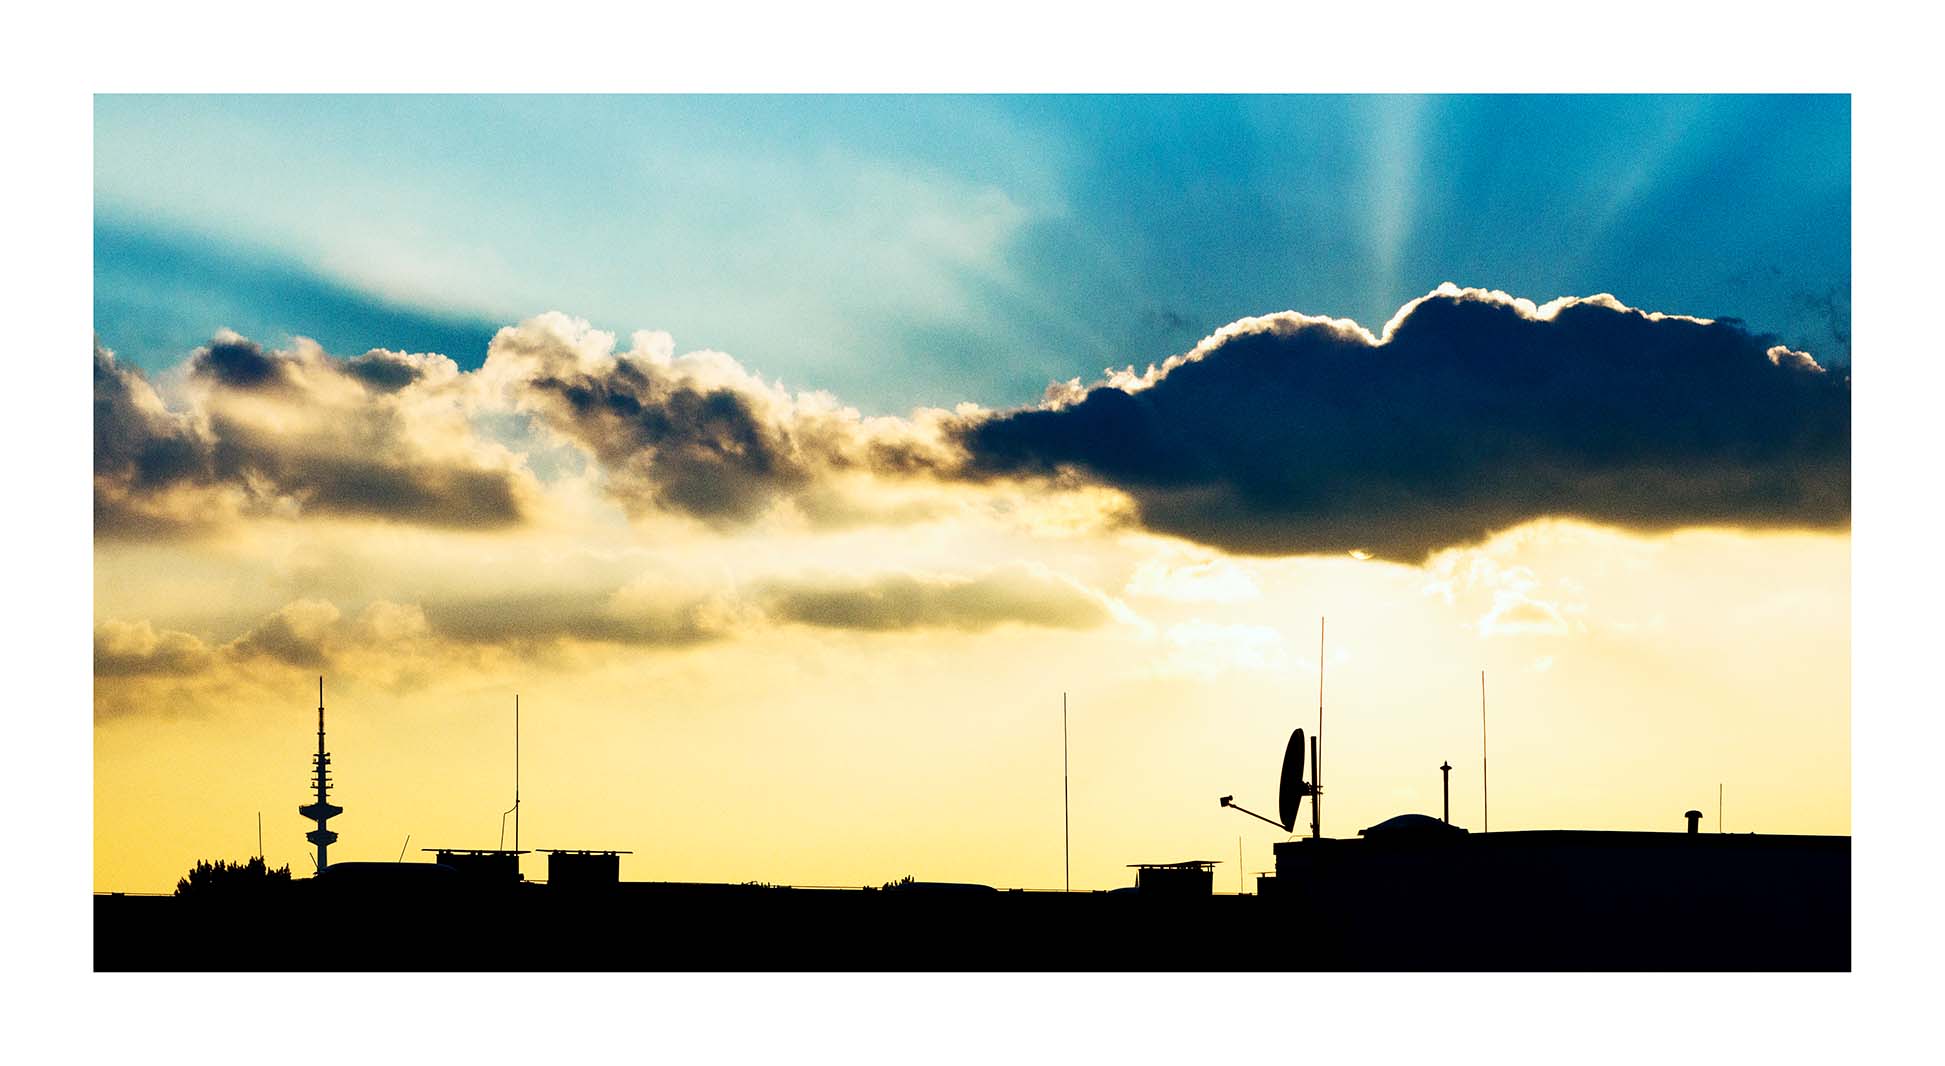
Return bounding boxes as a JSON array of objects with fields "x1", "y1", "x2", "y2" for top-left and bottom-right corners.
[{"x1": 297, "y1": 676, "x2": 343, "y2": 871}]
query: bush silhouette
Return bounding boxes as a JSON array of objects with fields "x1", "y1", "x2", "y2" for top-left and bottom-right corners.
[{"x1": 174, "y1": 856, "x2": 293, "y2": 898}]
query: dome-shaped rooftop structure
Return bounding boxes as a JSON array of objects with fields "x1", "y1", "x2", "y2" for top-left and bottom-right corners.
[{"x1": 1359, "y1": 813, "x2": 1469, "y2": 838}]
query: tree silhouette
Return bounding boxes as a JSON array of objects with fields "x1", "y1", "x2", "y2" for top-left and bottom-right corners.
[{"x1": 174, "y1": 856, "x2": 293, "y2": 898}]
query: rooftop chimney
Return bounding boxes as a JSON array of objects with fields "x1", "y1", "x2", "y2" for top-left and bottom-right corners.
[{"x1": 1684, "y1": 809, "x2": 1703, "y2": 834}]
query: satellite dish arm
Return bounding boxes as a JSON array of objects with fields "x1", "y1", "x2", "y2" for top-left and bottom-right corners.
[{"x1": 1219, "y1": 796, "x2": 1289, "y2": 832}]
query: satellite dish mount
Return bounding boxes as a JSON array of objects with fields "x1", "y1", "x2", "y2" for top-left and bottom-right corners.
[{"x1": 1219, "y1": 727, "x2": 1315, "y2": 835}]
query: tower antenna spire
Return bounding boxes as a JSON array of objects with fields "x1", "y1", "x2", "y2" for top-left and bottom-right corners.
[{"x1": 297, "y1": 676, "x2": 343, "y2": 871}]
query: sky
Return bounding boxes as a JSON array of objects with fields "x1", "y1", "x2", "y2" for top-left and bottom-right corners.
[
  {"x1": 95, "y1": 95, "x2": 1850, "y2": 412},
  {"x1": 92, "y1": 94, "x2": 1850, "y2": 893}
]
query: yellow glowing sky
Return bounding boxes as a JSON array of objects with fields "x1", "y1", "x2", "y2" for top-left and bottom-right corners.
[{"x1": 94, "y1": 481, "x2": 1848, "y2": 892}]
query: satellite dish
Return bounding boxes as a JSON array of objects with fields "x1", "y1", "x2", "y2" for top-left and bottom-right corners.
[{"x1": 1277, "y1": 727, "x2": 1307, "y2": 831}]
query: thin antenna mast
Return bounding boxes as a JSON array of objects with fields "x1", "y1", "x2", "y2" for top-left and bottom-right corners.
[
  {"x1": 1313, "y1": 617, "x2": 1324, "y2": 840},
  {"x1": 1718, "y1": 782, "x2": 1723, "y2": 834},
  {"x1": 515, "y1": 694, "x2": 520, "y2": 854},
  {"x1": 256, "y1": 812, "x2": 263, "y2": 861},
  {"x1": 1063, "y1": 692, "x2": 1071, "y2": 893},
  {"x1": 397, "y1": 834, "x2": 411, "y2": 862},
  {"x1": 1480, "y1": 670, "x2": 1490, "y2": 834},
  {"x1": 499, "y1": 695, "x2": 521, "y2": 851}
]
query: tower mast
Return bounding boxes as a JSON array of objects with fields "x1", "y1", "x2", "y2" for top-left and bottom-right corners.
[
  {"x1": 514, "y1": 694, "x2": 520, "y2": 854},
  {"x1": 297, "y1": 676, "x2": 343, "y2": 871},
  {"x1": 1312, "y1": 616, "x2": 1324, "y2": 840}
]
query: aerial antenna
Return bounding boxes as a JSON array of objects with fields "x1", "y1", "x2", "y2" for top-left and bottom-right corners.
[
  {"x1": 397, "y1": 834, "x2": 411, "y2": 862},
  {"x1": 1480, "y1": 670, "x2": 1490, "y2": 834},
  {"x1": 498, "y1": 695, "x2": 521, "y2": 850},
  {"x1": 1237, "y1": 836, "x2": 1244, "y2": 894},
  {"x1": 1718, "y1": 782, "x2": 1723, "y2": 834},
  {"x1": 1314, "y1": 616, "x2": 1324, "y2": 840},
  {"x1": 256, "y1": 812, "x2": 263, "y2": 862},
  {"x1": 516, "y1": 694, "x2": 520, "y2": 853},
  {"x1": 1063, "y1": 692, "x2": 1071, "y2": 893}
]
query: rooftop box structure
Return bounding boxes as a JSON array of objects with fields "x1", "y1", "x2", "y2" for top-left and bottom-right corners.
[
  {"x1": 424, "y1": 849, "x2": 527, "y2": 883},
  {"x1": 1268, "y1": 829, "x2": 1850, "y2": 968},
  {"x1": 540, "y1": 849, "x2": 630, "y2": 888},
  {"x1": 1129, "y1": 861, "x2": 1217, "y2": 898}
]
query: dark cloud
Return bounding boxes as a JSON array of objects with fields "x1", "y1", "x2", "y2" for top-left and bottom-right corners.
[
  {"x1": 420, "y1": 592, "x2": 725, "y2": 649},
  {"x1": 94, "y1": 341, "x2": 216, "y2": 536},
  {"x1": 341, "y1": 350, "x2": 427, "y2": 392},
  {"x1": 93, "y1": 564, "x2": 1105, "y2": 699},
  {"x1": 191, "y1": 333, "x2": 283, "y2": 389},
  {"x1": 526, "y1": 364, "x2": 810, "y2": 526},
  {"x1": 93, "y1": 620, "x2": 216, "y2": 677},
  {"x1": 419, "y1": 567, "x2": 1109, "y2": 646},
  {"x1": 757, "y1": 566, "x2": 1111, "y2": 633},
  {"x1": 495, "y1": 317, "x2": 959, "y2": 529},
  {"x1": 94, "y1": 292, "x2": 1852, "y2": 558},
  {"x1": 203, "y1": 411, "x2": 525, "y2": 528},
  {"x1": 95, "y1": 342, "x2": 208, "y2": 486},
  {"x1": 229, "y1": 601, "x2": 340, "y2": 668},
  {"x1": 957, "y1": 287, "x2": 1850, "y2": 561},
  {"x1": 94, "y1": 335, "x2": 529, "y2": 537}
]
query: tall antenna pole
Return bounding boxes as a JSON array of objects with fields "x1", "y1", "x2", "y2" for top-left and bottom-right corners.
[
  {"x1": 1063, "y1": 692, "x2": 1070, "y2": 893},
  {"x1": 514, "y1": 694, "x2": 521, "y2": 854},
  {"x1": 256, "y1": 812, "x2": 263, "y2": 861},
  {"x1": 1440, "y1": 761, "x2": 1452, "y2": 825},
  {"x1": 1718, "y1": 782, "x2": 1723, "y2": 834},
  {"x1": 1480, "y1": 670, "x2": 1489, "y2": 834},
  {"x1": 1238, "y1": 836, "x2": 1244, "y2": 894},
  {"x1": 1313, "y1": 616, "x2": 1324, "y2": 840}
]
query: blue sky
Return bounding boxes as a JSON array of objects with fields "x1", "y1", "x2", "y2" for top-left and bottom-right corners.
[{"x1": 94, "y1": 94, "x2": 1849, "y2": 413}]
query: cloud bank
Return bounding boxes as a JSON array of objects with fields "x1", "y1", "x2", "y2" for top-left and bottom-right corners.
[
  {"x1": 481, "y1": 314, "x2": 962, "y2": 529},
  {"x1": 95, "y1": 335, "x2": 534, "y2": 537},
  {"x1": 756, "y1": 565, "x2": 1112, "y2": 633},
  {"x1": 94, "y1": 564, "x2": 1113, "y2": 698},
  {"x1": 95, "y1": 285, "x2": 1850, "y2": 561},
  {"x1": 958, "y1": 285, "x2": 1850, "y2": 560}
]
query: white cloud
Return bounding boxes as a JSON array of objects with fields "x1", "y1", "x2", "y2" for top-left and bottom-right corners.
[
  {"x1": 1125, "y1": 552, "x2": 1261, "y2": 604},
  {"x1": 1155, "y1": 619, "x2": 1288, "y2": 679},
  {"x1": 1477, "y1": 589, "x2": 1572, "y2": 638}
]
